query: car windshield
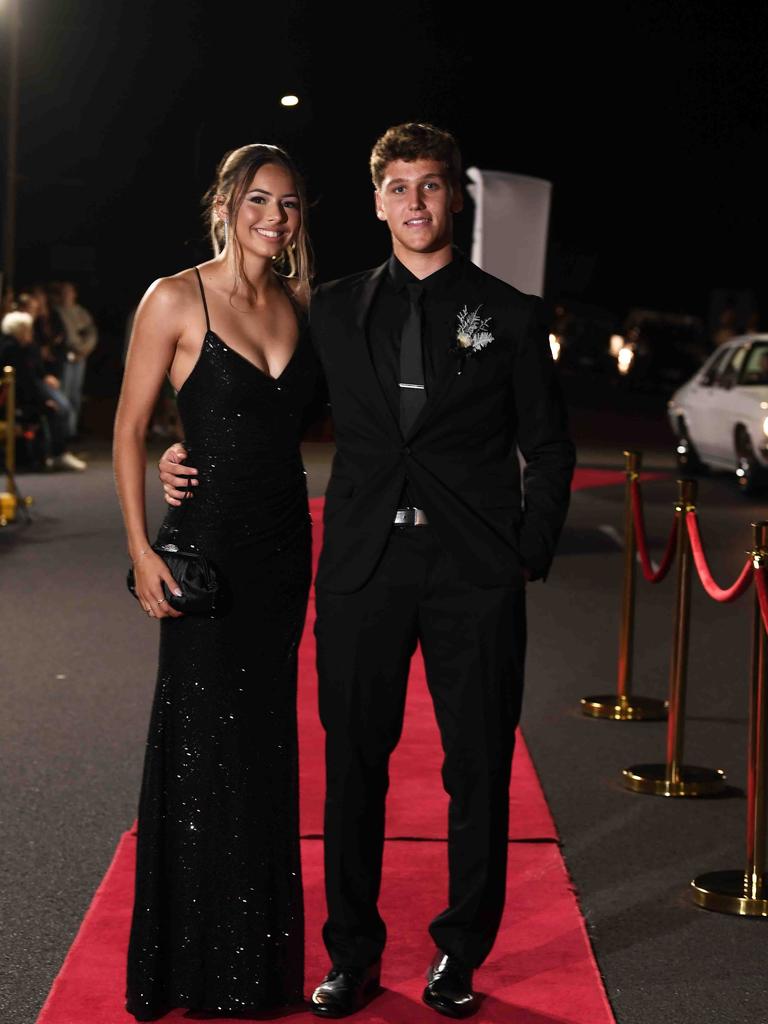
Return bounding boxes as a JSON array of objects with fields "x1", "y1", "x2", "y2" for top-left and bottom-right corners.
[{"x1": 740, "y1": 343, "x2": 768, "y2": 386}]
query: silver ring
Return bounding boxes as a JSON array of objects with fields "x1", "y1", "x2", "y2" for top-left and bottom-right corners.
[{"x1": 157, "y1": 598, "x2": 167, "y2": 605}]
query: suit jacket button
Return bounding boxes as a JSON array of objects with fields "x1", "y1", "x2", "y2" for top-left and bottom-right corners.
[{"x1": 402, "y1": 446, "x2": 411, "y2": 455}]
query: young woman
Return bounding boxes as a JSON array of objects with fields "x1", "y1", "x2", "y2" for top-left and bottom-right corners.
[{"x1": 113, "y1": 144, "x2": 319, "y2": 1020}]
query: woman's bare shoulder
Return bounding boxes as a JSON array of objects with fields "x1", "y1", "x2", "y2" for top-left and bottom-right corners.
[
  {"x1": 137, "y1": 269, "x2": 201, "y2": 321},
  {"x1": 145, "y1": 268, "x2": 199, "y2": 303}
]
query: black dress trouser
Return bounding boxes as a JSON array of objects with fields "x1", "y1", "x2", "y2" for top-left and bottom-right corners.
[{"x1": 315, "y1": 524, "x2": 527, "y2": 971}]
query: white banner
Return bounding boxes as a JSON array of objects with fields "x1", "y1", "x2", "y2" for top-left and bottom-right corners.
[{"x1": 466, "y1": 167, "x2": 552, "y2": 297}]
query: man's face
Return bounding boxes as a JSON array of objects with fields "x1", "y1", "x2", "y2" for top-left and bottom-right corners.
[{"x1": 375, "y1": 158, "x2": 463, "y2": 256}]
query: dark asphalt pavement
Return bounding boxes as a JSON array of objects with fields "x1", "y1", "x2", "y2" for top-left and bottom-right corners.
[{"x1": 2, "y1": 430, "x2": 767, "y2": 1024}]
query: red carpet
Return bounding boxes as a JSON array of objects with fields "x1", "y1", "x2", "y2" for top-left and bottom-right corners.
[
  {"x1": 37, "y1": 484, "x2": 617, "y2": 1023},
  {"x1": 570, "y1": 467, "x2": 667, "y2": 491},
  {"x1": 38, "y1": 833, "x2": 613, "y2": 1024}
]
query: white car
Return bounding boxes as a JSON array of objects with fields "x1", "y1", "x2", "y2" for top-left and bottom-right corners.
[{"x1": 668, "y1": 333, "x2": 768, "y2": 494}]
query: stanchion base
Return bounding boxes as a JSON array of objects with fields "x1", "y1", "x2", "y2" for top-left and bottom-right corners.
[
  {"x1": 692, "y1": 871, "x2": 768, "y2": 916},
  {"x1": 580, "y1": 694, "x2": 668, "y2": 721},
  {"x1": 622, "y1": 763, "x2": 726, "y2": 796},
  {"x1": 0, "y1": 492, "x2": 16, "y2": 527}
]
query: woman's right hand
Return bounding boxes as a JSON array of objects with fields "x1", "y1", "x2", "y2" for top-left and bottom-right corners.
[{"x1": 133, "y1": 550, "x2": 184, "y2": 619}]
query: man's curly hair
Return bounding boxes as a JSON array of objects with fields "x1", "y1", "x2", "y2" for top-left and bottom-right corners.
[{"x1": 370, "y1": 123, "x2": 462, "y2": 189}]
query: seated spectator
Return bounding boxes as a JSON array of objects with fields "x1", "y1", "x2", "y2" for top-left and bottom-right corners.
[{"x1": 0, "y1": 311, "x2": 87, "y2": 471}]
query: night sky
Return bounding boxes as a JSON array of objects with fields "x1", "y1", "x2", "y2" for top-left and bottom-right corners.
[{"x1": 3, "y1": 0, "x2": 766, "y2": 348}]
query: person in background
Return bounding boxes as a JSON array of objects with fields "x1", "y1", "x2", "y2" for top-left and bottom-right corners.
[
  {"x1": 0, "y1": 310, "x2": 86, "y2": 471},
  {"x1": 18, "y1": 292, "x2": 77, "y2": 444},
  {"x1": 28, "y1": 284, "x2": 68, "y2": 381},
  {"x1": 51, "y1": 280, "x2": 98, "y2": 437}
]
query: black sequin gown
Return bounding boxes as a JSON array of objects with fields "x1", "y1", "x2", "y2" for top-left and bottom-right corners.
[{"x1": 126, "y1": 273, "x2": 319, "y2": 1021}]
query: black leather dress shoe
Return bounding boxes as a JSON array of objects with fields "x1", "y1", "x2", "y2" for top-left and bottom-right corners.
[
  {"x1": 422, "y1": 951, "x2": 477, "y2": 1019},
  {"x1": 310, "y1": 961, "x2": 382, "y2": 1018}
]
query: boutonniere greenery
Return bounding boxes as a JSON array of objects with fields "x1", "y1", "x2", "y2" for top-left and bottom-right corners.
[{"x1": 450, "y1": 305, "x2": 495, "y2": 373}]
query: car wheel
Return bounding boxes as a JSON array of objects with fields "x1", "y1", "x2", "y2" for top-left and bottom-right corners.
[
  {"x1": 675, "y1": 418, "x2": 706, "y2": 474},
  {"x1": 734, "y1": 425, "x2": 765, "y2": 496}
]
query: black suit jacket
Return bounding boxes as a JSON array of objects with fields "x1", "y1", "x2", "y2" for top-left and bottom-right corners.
[{"x1": 310, "y1": 256, "x2": 576, "y2": 594}]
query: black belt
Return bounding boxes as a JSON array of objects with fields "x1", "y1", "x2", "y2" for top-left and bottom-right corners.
[{"x1": 393, "y1": 507, "x2": 429, "y2": 526}]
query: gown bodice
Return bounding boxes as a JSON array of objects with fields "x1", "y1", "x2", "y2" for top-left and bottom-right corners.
[{"x1": 159, "y1": 275, "x2": 319, "y2": 561}]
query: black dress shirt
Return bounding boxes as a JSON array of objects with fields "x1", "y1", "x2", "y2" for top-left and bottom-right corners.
[{"x1": 367, "y1": 250, "x2": 466, "y2": 508}]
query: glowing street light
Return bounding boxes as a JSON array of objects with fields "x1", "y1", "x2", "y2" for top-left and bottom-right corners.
[{"x1": 280, "y1": 95, "x2": 299, "y2": 107}]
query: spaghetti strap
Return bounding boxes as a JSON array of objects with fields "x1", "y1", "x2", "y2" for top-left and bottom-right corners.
[{"x1": 193, "y1": 267, "x2": 211, "y2": 333}]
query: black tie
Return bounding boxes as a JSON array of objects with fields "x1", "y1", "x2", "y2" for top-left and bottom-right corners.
[{"x1": 399, "y1": 282, "x2": 426, "y2": 436}]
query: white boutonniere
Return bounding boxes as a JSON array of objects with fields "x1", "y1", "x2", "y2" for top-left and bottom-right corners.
[{"x1": 451, "y1": 305, "x2": 494, "y2": 373}]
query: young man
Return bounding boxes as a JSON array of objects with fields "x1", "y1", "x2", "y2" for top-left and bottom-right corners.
[{"x1": 160, "y1": 123, "x2": 575, "y2": 1019}]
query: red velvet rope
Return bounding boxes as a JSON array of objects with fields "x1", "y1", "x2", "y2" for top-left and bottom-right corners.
[
  {"x1": 685, "y1": 511, "x2": 753, "y2": 602},
  {"x1": 755, "y1": 568, "x2": 768, "y2": 635},
  {"x1": 630, "y1": 478, "x2": 678, "y2": 583}
]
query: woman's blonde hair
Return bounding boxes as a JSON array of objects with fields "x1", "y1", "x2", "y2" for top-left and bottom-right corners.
[{"x1": 203, "y1": 144, "x2": 313, "y2": 302}]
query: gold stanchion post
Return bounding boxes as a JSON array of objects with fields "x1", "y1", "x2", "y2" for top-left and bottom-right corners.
[
  {"x1": 581, "y1": 450, "x2": 668, "y2": 720},
  {"x1": 1, "y1": 365, "x2": 18, "y2": 526},
  {"x1": 623, "y1": 478, "x2": 726, "y2": 795},
  {"x1": 692, "y1": 521, "x2": 768, "y2": 914},
  {"x1": 0, "y1": 365, "x2": 32, "y2": 526}
]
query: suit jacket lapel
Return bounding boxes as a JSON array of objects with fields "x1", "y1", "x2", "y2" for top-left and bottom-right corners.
[
  {"x1": 351, "y1": 263, "x2": 401, "y2": 438},
  {"x1": 348, "y1": 255, "x2": 473, "y2": 443},
  {"x1": 407, "y1": 257, "x2": 489, "y2": 440}
]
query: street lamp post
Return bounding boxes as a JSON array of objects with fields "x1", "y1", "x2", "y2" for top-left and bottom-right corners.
[{"x1": 2, "y1": 0, "x2": 21, "y2": 296}]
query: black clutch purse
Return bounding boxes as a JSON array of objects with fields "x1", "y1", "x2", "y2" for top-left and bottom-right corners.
[
  {"x1": 127, "y1": 542, "x2": 220, "y2": 615},
  {"x1": 126, "y1": 484, "x2": 220, "y2": 614}
]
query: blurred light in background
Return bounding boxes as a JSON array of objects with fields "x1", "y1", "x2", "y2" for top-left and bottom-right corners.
[
  {"x1": 548, "y1": 333, "x2": 562, "y2": 361},
  {"x1": 609, "y1": 334, "x2": 625, "y2": 358},
  {"x1": 280, "y1": 95, "x2": 300, "y2": 107},
  {"x1": 617, "y1": 346, "x2": 635, "y2": 375}
]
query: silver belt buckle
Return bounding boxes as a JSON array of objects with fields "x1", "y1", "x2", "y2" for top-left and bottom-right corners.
[{"x1": 393, "y1": 507, "x2": 429, "y2": 526}]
